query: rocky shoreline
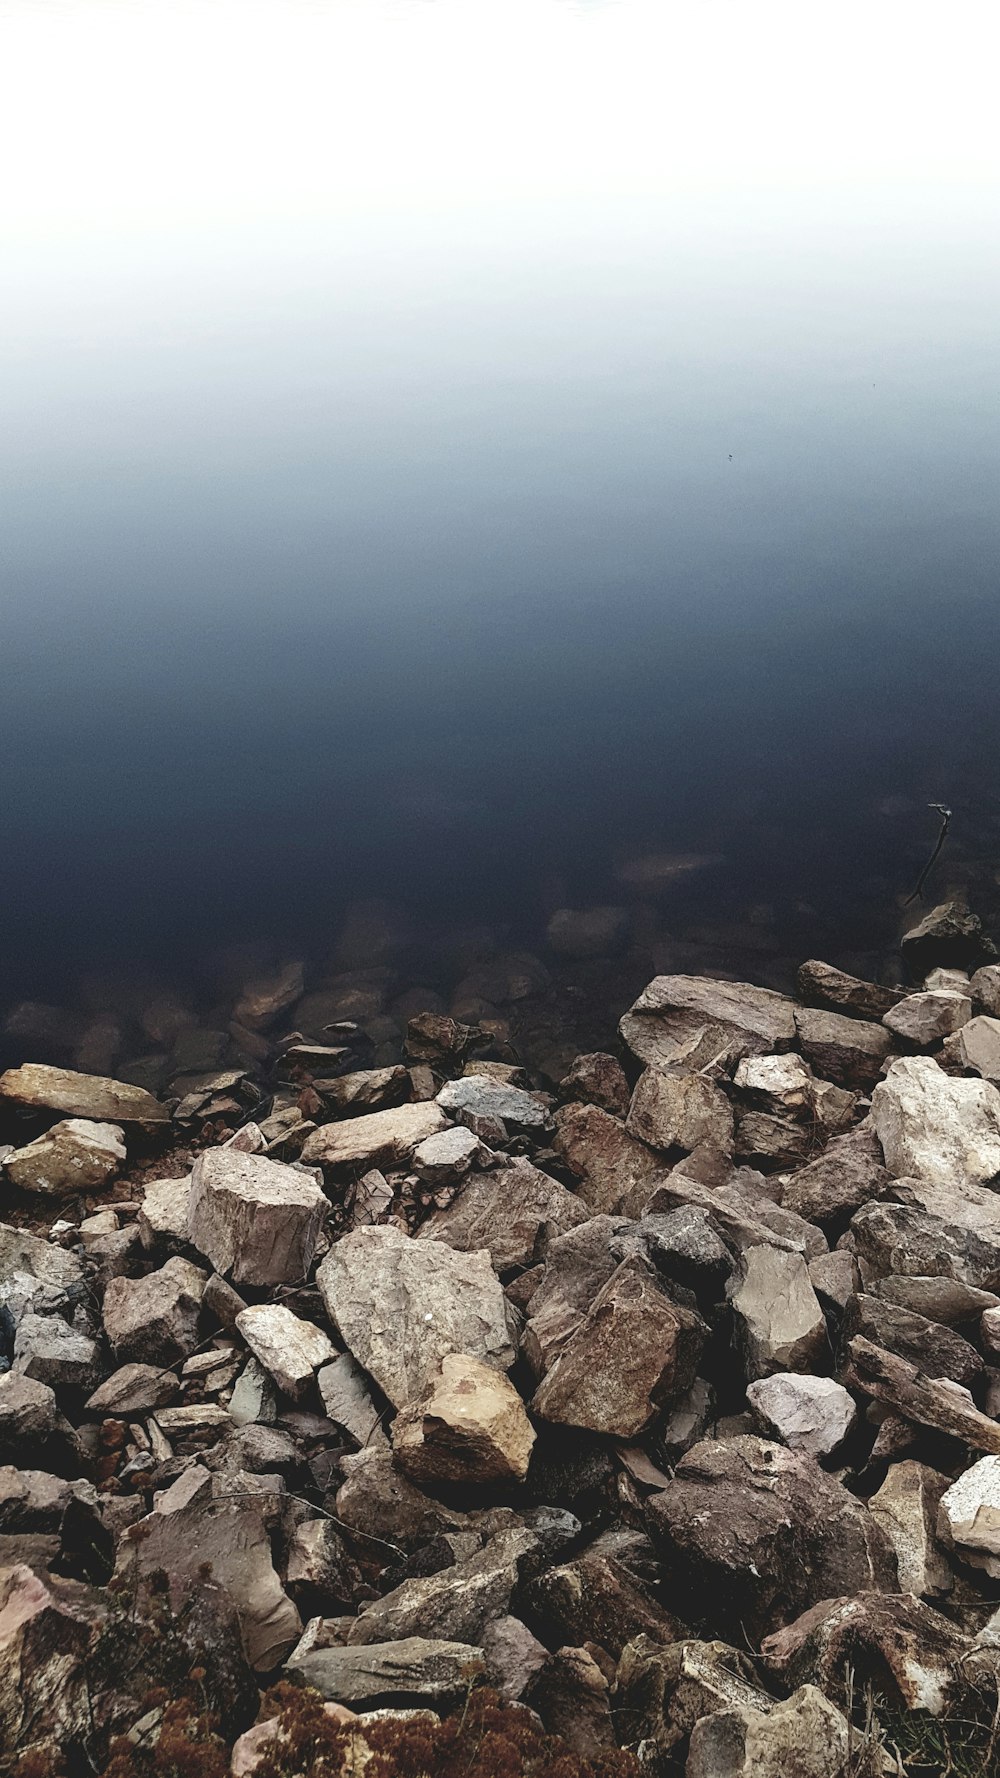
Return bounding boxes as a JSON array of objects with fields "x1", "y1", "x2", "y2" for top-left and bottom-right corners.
[{"x1": 4, "y1": 897, "x2": 1000, "y2": 1776}]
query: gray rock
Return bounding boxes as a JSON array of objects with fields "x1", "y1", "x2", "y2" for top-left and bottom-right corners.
[
  {"x1": 844, "y1": 1292, "x2": 983, "y2": 1386},
  {"x1": 793, "y1": 1005, "x2": 893, "y2": 1090},
  {"x1": 729, "y1": 1246, "x2": 826, "y2": 1380},
  {"x1": 901, "y1": 900, "x2": 995, "y2": 976},
  {"x1": 939, "y1": 1455, "x2": 1000, "y2": 1577},
  {"x1": 436, "y1": 1077, "x2": 548, "y2": 1131},
  {"x1": 228, "y1": 1356, "x2": 278, "y2": 1427},
  {"x1": 971, "y1": 965, "x2": 1000, "y2": 1017},
  {"x1": 84, "y1": 1363, "x2": 180, "y2": 1415},
  {"x1": 796, "y1": 959, "x2": 904, "y2": 1021},
  {"x1": 0, "y1": 1373, "x2": 84, "y2": 1475},
  {"x1": 300, "y1": 1102, "x2": 448, "y2": 1171},
  {"x1": 12, "y1": 1314, "x2": 100, "y2": 1392},
  {"x1": 347, "y1": 1527, "x2": 537, "y2": 1646},
  {"x1": 482, "y1": 1615, "x2": 548, "y2": 1701},
  {"x1": 316, "y1": 1352, "x2": 386, "y2": 1448},
  {"x1": 883, "y1": 990, "x2": 972, "y2": 1045},
  {"x1": 851, "y1": 1183, "x2": 1000, "y2": 1290},
  {"x1": 0, "y1": 1224, "x2": 85, "y2": 1308},
  {"x1": 546, "y1": 906, "x2": 629, "y2": 958},
  {"x1": 625, "y1": 1067, "x2": 734, "y2": 1154},
  {"x1": 188, "y1": 1149, "x2": 327, "y2": 1286},
  {"x1": 745, "y1": 1373, "x2": 856, "y2": 1459},
  {"x1": 317, "y1": 1224, "x2": 514, "y2": 1408},
  {"x1": 102, "y1": 1255, "x2": 207, "y2": 1365},
  {"x1": 3, "y1": 1119, "x2": 126, "y2": 1198},
  {"x1": 944, "y1": 1015, "x2": 1000, "y2": 1083},
  {"x1": 412, "y1": 1125, "x2": 482, "y2": 1182},
  {"x1": 285, "y1": 1637, "x2": 486, "y2": 1710},
  {"x1": 0, "y1": 1062, "x2": 168, "y2": 1126},
  {"x1": 235, "y1": 1305, "x2": 334, "y2": 1401},
  {"x1": 620, "y1": 975, "x2": 796, "y2": 1072}
]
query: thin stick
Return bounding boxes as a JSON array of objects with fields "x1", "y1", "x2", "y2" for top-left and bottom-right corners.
[{"x1": 903, "y1": 803, "x2": 952, "y2": 906}]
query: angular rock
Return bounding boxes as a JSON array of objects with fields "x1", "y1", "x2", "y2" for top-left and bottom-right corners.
[
  {"x1": 285, "y1": 1518, "x2": 364, "y2": 1616},
  {"x1": 531, "y1": 1256, "x2": 705, "y2": 1437},
  {"x1": 971, "y1": 964, "x2": 1000, "y2": 1016},
  {"x1": 559, "y1": 1052, "x2": 630, "y2": 1117},
  {"x1": 84, "y1": 1362, "x2": 180, "y2": 1415},
  {"x1": 871, "y1": 1056, "x2": 1000, "y2": 1184},
  {"x1": 233, "y1": 960, "x2": 303, "y2": 1029},
  {"x1": 0, "y1": 1563, "x2": 96, "y2": 1752},
  {"x1": 317, "y1": 1225, "x2": 514, "y2": 1409},
  {"x1": 482, "y1": 1614, "x2": 548, "y2": 1701},
  {"x1": 883, "y1": 989, "x2": 972, "y2": 1045},
  {"x1": 646, "y1": 1172, "x2": 826, "y2": 1259},
  {"x1": 137, "y1": 1174, "x2": 191, "y2": 1251},
  {"x1": 845, "y1": 1336, "x2": 1000, "y2": 1454},
  {"x1": 844, "y1": 1293, "x2": 983, "y2": 1387},
  {"x1": 733, "y1": 1109, "x2": 814, "y2": 1170},
  {"x1": 872, "y1": 1273, "x2": 1000, "y2": 1324},
  {"x1": 761, "y1": 1592, "x2": 973, "y2": 1714},
  {"x1": 335, "y1": 1448, "x2": 469, "y2": 1553},
  {"x1": 793, "y1": 1006, "x2": 893, "y2": 1090},
  {"x1": 235, "y1": 1305, "x2": 334, "y2": 1401},
  {"x1": 418, "y1": 1156, "x2": 588, "y2": 1274},
  {"x1": 527, "y1": 1644, "x2": 616, "y2": 1753},
  {"x1": 808, "y1": 1250, "x2": 861, "y2": 1314},
  {"x1": 317, "y1": 1352, "x2": 385, "y2": 1449},
  {"x1": 0, "y1": 1374, "x2": 84, "y2": 1476},
  {"x1": 188, "y1": 1149, "x2": 327, "y2": 1286},
  {"x1": 945, "y1": 1014, "x2": 1000, "y2": 1083},
  {"x1": 228, "y1": 1356, "x2": 278, "y2": 1427},
  {"x1": 0, "y1": 1225, "x2": 84, "y2": 1310},
  {"x1": 412, "y1": 1125, "x2": 482, "y2": 1183},
  {"x1": 300, "y1": 1102, "x2": 447, "y2": 1172},
  {"x1": 620, "y1": 975, "x2": 796, "y2": 1073},
  {"x1": 728, "y1": 1246, "x2": 826, "y2": 1380},
  {"x1": 613, "y1": 1635, "x2": 768, "y2": 1761},
  {"x1": 102, "y1": 1255, "x2": 207, "y2": 1365},
  {"x1": 0, "y1": 1469, "x2": 110, "y2": 1582},
  {"x1": 551, "y1": 1103, "x2": 661, "y2": 1217},
  {"x1": 687, "y1": 1683, "x2": 851, "y2": 1778},
  {"x1": 867, "y1": 1461, "x2": 951, "y2": 1596},
  {"x1": 316, "y1": 1066, "x2": 409, "y2": 1113},
  {"x1": 436, "y1": 1076, "x2": 548, "y2": 1132},
  {"x1": 285, "y1": 1636, "x2": 486, "y2": 1710},
  {"x1": 347, "y1": 1527, "x2": 537, "y2": 1646},
  {"x1": 797, "y1": 959, "x2": 904, "y2": 1022},
  {"x1": 625, "y1": 1067, "x2": 734, "y2": 1154},
  {"x1": 638, "y1": 1207, "x2": 735, "y2": 1304},
  {"x1": 392, "y1": 1353, "x2": 535, "y2": 1487},
  {"x1": 746, "y1": 1373, "x2": 856, "y2": 1459},
  {"x1": 851, "y1": 1186, "x2": 1000, "y2": 1291},
  {"x1": 3, "y1": 1119, "x2": 126, "y2": 1198},
  {"x1": 732, "y1": 1052, "x2": 813, "y2": 1113},
  {"x1": 644, "y1": 1436, "x2": 896, "y2": 1640},
  {"x1": 521, "y1": 1549, "x2": 681, "y2": 1662},
  {"x1": 12, "y1": 1314, "x2": 99, "y2": 1392},
  {"x1": 0, "y1": 1063, "x2": 168, "y2": 1126},
  {"x1": 521, "y1": 1216, "x2": 627, "y2": 1377},
  {"x1": 780, "y1": 1125, "x2": 889, "y2": 1229},
  {"x1": 939, "y1": 1455, "x2": 1000, "y2": 1576},
  {"x1": 901, "y1": 900, "x2": 995, "y2": 976}
]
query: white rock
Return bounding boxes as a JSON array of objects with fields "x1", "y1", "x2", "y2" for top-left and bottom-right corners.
[
  {"x1": 746, "y1": 1373, "x2": 856, "y2": 1459},
  {"x1": 951, "y1": 1016, "x2": 1000, "y2": 1084},
  {"x1": 925, "y1": 968, "x2": 971, "y2": 992},
  {"x1": 868, "y1": 1461, "x2": 952, "y2": 1596},
  {"x1": 882, "y1": 990, "x2": 972, "y2": 1046},
  {"x1": 939, "y1": 1455, "x2": 1000, "y2": 1576},
  {"x1": 870, "y1": 1056, "x2": 1000, "y2": 1185},
  {"x1": 3, "y1": 1119, "x2": 126, "y2": 1198},
  {"x1": 138, "y1": 1176, "x2": 192, "y2": 1251},
  {"x1": 188, "y1": 1149, "x2": 327, "y2": 1286},
  {"x1": 733, "y1": 1053, "x2": 814, "y2": 1112},
  {"x1": 235, "y1": 1305, "x2": 335, "y2": 1401}
]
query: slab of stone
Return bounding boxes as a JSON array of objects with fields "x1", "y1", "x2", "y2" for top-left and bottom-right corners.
[
  {"x1": 945, "y1": 1015, "x2": 1000, "y2": 1083},
  {"x1": 3, "y1": 1119, "x2": 126, "y2": 1198},
  {"x1": 793, "y1": 1005, "x2": 893, "y2": 1089},
  {"x1": 625, "y1": 1067, "x2": 734, "y2": 1154},
  {"x1": 872, "y1": 1274, "x2": 1000, "y2": 1324},
  {"x1": 228, "y1": 1356, "x2": 278, "y2": 1427},
  {"x1": 761, "y1": 1592, "x2": 971, "y2": 1716},
  {"x1": 393, "y1": 1353, "x2": 536, "y2": 1487},
  {"x1": 300, "y1": 1102, "x2": 448, "y2": 1172},
  {"x1": 418, "y1": 1156, "x2": 588, "y2": 1274},
  {"x1": 845, "y1": 1336, "x2": 1000, "y2": 1454},
  {"x1": 844, "y1": 1293, "x2": 983, "y2": 1387},
  {"x1": 871, "y1": 1056, "x2": 1000, "y2": 1184},
  {"x1": 102, "y1": 1256, "x2": 207, "y2": 1365},
  {"x1": 436, "y1": 1077, "x2": 548, "y2": 1131},
  {"x1": 347, "y1": 1527, "x2": 537, "y2": 1648},
  {"x1": 796, "y1": 959, "x2": 904, "y2": 1021},
  {"x1": 971, "y1": 965, "x2": 1000, "y2": 1017},
  {"x1": 317, "y1": 1353, "x2": 385, "y2": 1449},
  {"x1": 235, "y1": 1305, "x2": 335, "y2": 1401},
  {"x1": 84, "y1": 1362, "x2": 180, "y2": 1415},
  {"x1": 745, "y1": 1373, "x2": 856, "y2": 1459},
  {"x1": 620, "y1": 975, "x2": 796, "y2": 1072},
  {"x1": 315, "y1": 1066, "x2": 409, "y2": 1113},
  {"x1": 412, "y1": 1125, "x2": 482, "y2": 1182},
  {"x1": 188, "y1": 1149, "x2": 327, "y2": 1286},
  {"x1": 883, "y1": 989, "x2": 972, "y2": 1046},
  {"x1": 317, "y1": 1224, "x2": 514, "y2": 1409},
  {"x1": 0, "y1": 1063, "x2": 168, "y2": 1126},
  {"x1": 551, "y1": 1103, "x2": 662, "y2": 1217},
  {"x1": 285, "y1": 1637, "x2": 486, "y2": 1710},
  {"x1": 728, "y1": 1246, "x2": 826, "y2": 1380}
]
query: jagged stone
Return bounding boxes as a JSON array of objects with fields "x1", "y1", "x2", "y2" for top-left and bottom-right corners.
[
  {"x1": 646, "y1": 1170, "x2": 827, "y2": 1259},
  {"x1": 0, "y1": 1374, "x2": 84, "y2": 1476},
  {"x1": 285, "y1": 1636, "x2": 486, "y2": 1709},
  {"x1": 971, "y1": 965, "x2": 1000, "y2": 1016},
  {"x1": 482, "y1": 1614, "x2": 548, "y2": 1700},
  {"x1": 137, "y1": 1175, "x2": 191, "y2": 1251},
  {"x1": 745, "y1": 1373, "x2": 856, "y2": 1459},
  {"x1": 188, "y1": 1149, "x2": 327, "y2": 1286},
  {"x1": 872, "y1": 1273, "x2": 1000, "y2": 1323},
  {"x1": 228, "y1": 1356, "x2": 278, "y2": 1427},
  {"x1": 613, "y1": 1636, "x2": 776, "y2": 1760},
  {"x1": 793, "y1": 1006, "x2": 893, "y2": 1090},
  {"x1": 418, "y1": 1156, "x2": 588, "y2": 1274},
  {"x1": 0, "y1": 1225, "x2": 85, "y2": 1310},
  {"x1": 845, "y1": 1336, "x2": 1000, "y2": 1454},
  {"x1": 412, "y1": 1125, "x2": 482, "y2": 1183},
  {"x1": 102, "y1": 1255, "x2": 207, "y2": 1365},
  {"x1": 3, "y1": 1119, "x2": 126, "y2": 1198},
  {"x1": 317, "y1": 1224, "x2": 514, "y2": 1409},
  {"x1": 867, "y1": 1461, "x2": 952, "y2": 1596},
  {"x1": 883, "y1": 989, "x2": 972, "y2": 1045},
  {"x1": 0, "y1": 1563, "x2": 97, "y2": 1752},
  {"x1": 944, "y1": 1014, "x2": 1000, "y2": 1083},
  {"x1": 12, "y1": 1314, "x2": 100, "y2": 1392},
  {"x1": 559, "y1": 1052, "x2": 631, "y2": 1116},
  {"x1": 392, "y1": 1354, "x2": 535, "y2": 1487},
  {"x1": 901, "y1": 901, "x2": 995, "y2": 976},
  {"x1": 0, "y1": 1063, "x2": 168, "y2": 1126},
  {"x1": 317, "y1": 1353, "x2": 385, "y2": 1448},
  {"x1": 625, "y1": 1068, "x2": 733, "y2": 1155},
  {"x1": 235, "y1": 1305, "x2": 334, "y2": 1401},
  {"x1": 521, "y1": 1215, "x2": 628, "y2": 1378},
  {"x1": 637, "y1": 1207, "x2": 735, "y2": 1305},
  {"x1": 301, "y1": 1102, "x2": 448, "y2": 1171},
  {"x1": 335, "y1": 1447, "x2": 469, "y2": 1553},
  {"x1": 347, "y1": 1527, "x2": 537, "y2": 1646},
  {"x1": 939, "y1": 1455, "x2": 1000, "y2": 1576},
  {"x1": 551, "y1": 1103, "x2": 662, "y2": 1216},
  {"x1": 871, "y1": 1056, "x2": 1000, "y2": 1184},
  {"x1": 796, "y1": 960, "x2": 904, "y2": 1021},
  {"x1": 761, "y1": 1592, "x2": 976, "y2": 1714},
  {"x1": 521, "y1": 1549, "x2": 681, "y2": 1661},
  {"x1": 84, "y1": 1363, "x2": 180, "y2": 1415},
  {"x1": 0, "y1": 1469, "x2": 110, "y2": 1581},
  {"x1": 317, "y1": 1066, "x2": 409, "y2": 1113},
  {"x1": 781, "y1": 1126, "x2": 889, "y2": 1228},
  {"x1": 436, "y1": 1077, "x2": 547, "y2": 1131},
  {"x1": 808, "y1": 1251, "x2": 861, "y2": 1314},
  {"x1": 285, "y1": 1518, "x2": 364, "y2": 1616},
  {"x1": 620, "y1": 976, "x2": 796, "y2": 1074},
  {"x1": 687, "y1": 1683, "x2": 851, "y2": 1778},
  {"x1": 528, "y1": 1643, "x2": 617, "y2": 1752},
  {"x1": 728, "y1": 1246, "x2": 826, "y2": 1380},
  {"x1": 844, "y1": 1293, "x2": 983, "y2": 1386}
]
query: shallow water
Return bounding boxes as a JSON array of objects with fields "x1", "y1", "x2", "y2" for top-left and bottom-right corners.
[{"x1": 2, "y1": 1, "x2": 999, "y2": 1013}]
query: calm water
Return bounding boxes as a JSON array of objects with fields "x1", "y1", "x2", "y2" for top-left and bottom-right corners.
[{"x1": 2, "y1": 1, "x2": 999, "y2": 1011}]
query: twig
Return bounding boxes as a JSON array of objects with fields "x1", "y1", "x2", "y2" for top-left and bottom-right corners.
[{"x1": 903, "y1": 803, "x2": 952, "y2": 906}]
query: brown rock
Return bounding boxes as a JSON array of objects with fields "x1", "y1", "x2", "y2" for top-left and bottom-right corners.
[
  {"x1": 301, "y1": 1102, "x2": 448, "y2": 1172},
  {"x1": 761, "y1": 1592, "x2": 976, "y2": 1714},
  {"x1": 0, "y1": 1063, "x2": 168, "y2": 1126},
  {"x1": 559, "y1": 1053, "x2": 631, "y2": 1117},
  {"x1": 620, "y1": 975, "x2": 796, "y2": 1073},
  {"x1": 187, "y1": 1149, "x2": 327, "y2": 1287},
  {"x1": 781, "y1": 1125, "x2": 889, "y2": 1229},
  {"x1": 392, "y1": 1354, "x2": 535, "y2": 1487},
  {"x1": 418, "y1": 1156, "x2": 588, "y2": 1274},
  {"x1": 843, "y1": 1293, "x2": 983, "y2": 1387},
  {"x1": 521, "y1": 1549, "x2": 682, "y2": 1661},
  {"x1": 797, "y1": 959, "x2": 904, "y2": 1021},
  {"x1": 551, "y1": 1103, "x2": 661, "y2": 1216},
  {"x1": 625, "y1": 1067, "x2": 734, "y2": 1154},
  {"x1": 793, "y1": 1006, "x2": 893, "y2": 1090},
  {"x1": 102, "y1": 1256, "x2": 207, "y2": 1365},
  {"x1": 846, "y1": 1336, "x2": 1000, "y2": 1453}
]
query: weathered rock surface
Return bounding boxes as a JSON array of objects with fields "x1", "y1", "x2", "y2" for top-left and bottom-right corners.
[
  {"x1": 781, "y1": 1125, "x2": 889, "y2": 1228},
  {"x1": 559, "y1": 1051, "x2": 631, "y2": 1116},
  {"x1": 793, "y1": 1005, "x2": 893, "y2": 1089},
  {"x1": 316, "y1": 1353, "x2": 386, "y2": 1449},
  {"x1": 971, "y1": 964, "x2": 1000, "y2": 1016},
  {"x1": 687, "y1": 1683, "x2": 851, "y2": 1778},
  {"x1": 102, "y1": 1255, "x2": 207, "y2": 1365},
  {"x1": 84, "y1": 1362, "x2": 180, "y2": 1415},
  {"x1": 871, "y1": 1056, "x2": 1000, "y2": 1184},
  {"x1": 3, "y1": 1118, "x2": 126, "y2": 1198},
  {"x1": 797, "y1": 959, "x2": 904, "y2": 1021},
  {"x1": 901, "y1": 900, "x2": 995, "y2": 976},
  {"x1": 846, "y1": 1337, "x2": 1000, "y2": 1454},
  {"x1": 551, "y1": 1103, "x2": 662, "y2": 1216},
  {"x1": 0, "y1": 1563, "x2": 97, "y2": 1750},
  {"x1": 285, "y1": 1637, "x2": 487, "y2": 1709},
  {"x1": 13, "y1": 1313, "x2": 100, "y2": 1392},
  {"x1": 0, "y1": 1062, "x2": 168, "y2": 1125},
  {"x1": 844, "y1": 1292, "x2": 983, "y2": 1387},
  {"x1": 729, "y1": 1245, "x2": 826, "y2": 1379},
  {"x1": 944, "y1": 1013, "x2": 1000, "y2": 1082},
  {"x1": 867, "y1": 1461, "x2": 951, "y2": 1596},
  {"x1": 939, "y1": 1455, "x2": 1000, "y2": 1576},
  {"x1": 521, "y1": 1549, "x2": 681, "y2": 1661},
  {"x1": 851, "y1": 1182, "x2": 1000, "y2": 1290},
  {"x1": 625, "y1": 1067, "x2": 734, "y2": 1154},
  {"x1": 883, "y1": 988, "x2": 972, "y2": 1045},
  {"x1": 418, "y1": 1156, "x2": 588, "y2": 1273},
  {"x1": 138, "y1": 1174, "x2": 191, "y2": 1250},
  {"x1": 745, "y1": 1373, "x2": 856, "y2": 1459},
  {"x1": 620, "y1": 975, "x2": 796, "y2": 1071},
  {"x1": 317, "y1": 1225, "x2": 514, "y2": 1408},
  {"x1": 235, "y1": 1304, "x2": 334, "y2": 1400},
  {"x1": 232, "y1": 960, "x2": 303, "y2": 1029},
  {"x1": 761, "y1": 1592, "x2": 974, "y2": 1714},
  {"x1": 300, "y1": 1102, "x2": 448, "y2": 1171},
  {"x1": 188, "y1": 1149, "x2": 327, "y2": 1286},
  {"x1": 392, "y1": 1353, "x2": 536, "y2": 1487},
  {"x1": 347, "y1": 1527, "x2": 537, "y2": 1647},
  {"x1": 436, "y1": 1076, "x2": 548, "y2": 1131}
]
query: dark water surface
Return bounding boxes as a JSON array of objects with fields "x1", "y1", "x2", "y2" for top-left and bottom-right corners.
[{"x1": 2, "y1": 2, "x2": 999, "y2": 1020}]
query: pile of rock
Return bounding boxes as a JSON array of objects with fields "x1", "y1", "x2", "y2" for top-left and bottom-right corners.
[{"x1": 4, "y1": 900, "x2": 1000, "y2": 1775}]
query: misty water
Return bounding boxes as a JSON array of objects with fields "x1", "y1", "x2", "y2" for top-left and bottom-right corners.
[{"x1": 2, "y1": 1, "x2": 999, "y2": 1027}]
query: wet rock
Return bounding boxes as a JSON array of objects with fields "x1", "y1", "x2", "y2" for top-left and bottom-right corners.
[
  {"x1": 482, "y1": 1614, "x2": 548, "y2": 1700},
  {"x1": 871, "y1": 1056, "x2": 1000, "y2": 1184},
  {"x1": 317, "y1": 1353, "x2": 386, "y2": 1449},
  {"x1": 233, "y1": 960, "x2": 304, "y2": 1029},
  {"x1": 457, "y1": 949, "x2": 550, "y2": 1006},
  {"x1": 412, "y1": 1125, "x2": 482, "y2": 1183},
  {"x1": 883, "y1": 988, "x2": 972, "y2": 1045},
  {"x1": 728, "y1": 1246, "x2": 826, "y2": 1380},
  {"x1": 845, "y1": 1336, "x2": 1000, "y2": 1453},
  {"x1": 392, "y1": 1353, "x2": 536, "y2": 1487},
  {"x1": 102, "y1": 1255, "x2": 207, "y2": 1365},
  {"x1": 347, "y1": 1526, "x2": 537, "y2": 1646},
  {"x1": 901, "y1": 900, "x2": 996, "y2": 977},
  {"x1": 559, "y1": 1052, "x2": 631, "y2": 1117},
  {"x1": 3, "y1": 1119, "x2": 126, "y2": 1198},
  {"x1": 0, "y1": 1562, "x2": 96, "y2": 1752},
  {"x1": 317, "y1": 1225, "x2": 514, "y2": 1409},
  {"x1": 625, "y1": 1067, "x2": 734, "y2": 1154},
  {"x1": 745, "y1": 1373, "x2": 856, "y2": 1459},
  {"x1": 761, "y1": 1592, "x2": 973, "y2": 1714},
  {"x1": 551, "y1": 1103, "x2": 661, "y2": 1216},
  {"x1": 138, "y1": 1174, "x2": 191, "y2": 1251},
  {"x1": 867, "y1": 1461, "x2": 951, "y2": 1596},
  {"x1": 285, "y1": 1636, "x2": 486, "y2": 1710},
  {"x1": 12, "y1": 1314, "x2": 100, "y2": 1393},
  {"x1": 521, "y1": 1549, "x2": 681, "y2": 1661},
  {"x1": 0, "y1": 1062, "x2": 168, "y2": 1126},
  {"x1": 437, "y1": 1076, "x2": 548, "y2": 1132},
  {"x1": 687, "y1": 1683, "x2": 851, "y2": 1778},
  {"x1": 84, "y1": 1362, "x2": 180, "y2": 1415},
  {"x1": 644, "y1": 1436, "x2": 896, "y2": 1640},
  {"x1": 418, "y1": 1156, "x2": 588, "y2": 1274},
  {"x1": 620, "y1": 975, "x2": 796, "y2": 1072},
  {"x1": 971, "y1": 964, "x2": 1000, "y2": 1016},
  {"x1": 531, "y1": 1255, "x2": 705, "y2": 1437},
  {"x1": 546, "y1": 905, "x2": 629, "y2": 958},
  {"x1": 300, "y1": 1102, "x2": 448, "y2": 1172},
  {"x1": 793, "y1": 1006, "x2": 893, "y2": 1090},
  {"x1": 117, "y1": 1462, "x2": 300, "y2": 1671},
  {"x1": 188, "y1": 1149, "x2": 327, "y2": 1287},
  {"x1": 796, "y1": 959, "x2": 904, "y2": 1021},
  {"x1": 939, "y1": 1455, "x2": 1000, "y2": 1576},
  {"x1": 235, "y1": 1305, "x2": 335, "y2": 1401},
  {"x1": 844, "y1": 1293, "x2": 983, "y2": 1386},
  {"x1": 781, "y1": 1125, "x2": 889, "y2": 1229},
  {"x1": 0, "y1": 1374, "x2": 84, "y2": 1476}
]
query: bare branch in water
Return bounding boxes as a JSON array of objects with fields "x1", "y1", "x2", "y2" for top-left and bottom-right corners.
[{"x1": 903, "y1": 802, "x2": 952, "y2": 906}]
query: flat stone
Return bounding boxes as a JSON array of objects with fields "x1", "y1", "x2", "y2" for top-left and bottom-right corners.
[
  {"x1": 851, "y1": 1180, "x2": 1000, "y2": 1290},
  {"x1": 392, "y1": 1353, "x2": 536, "y2": 1486},
  {"x1": 300, "y1": 1103, "x2": 448, "y2": 1172},
  {"x1": 620, "y1": 975, "x2": 796, "y2": 1072},
  {"x1": 315, "y1": 1066, "x2": 410, "y2": 1114},
  {"x1": 412, "y1": 1125, "x2": 482, "y2": 1182},
  {"x1": 939, "y1": 1455, "x2": 1000, "y2": 1577},
  {"x1": 3, "y1": 1119, "x2": 126, "y2": 1198},
  {"x1": 793, "y1": 1006, "x2": 893, "y2": 1090},
  {"x1": 729, "y1": 1246, "x2": 826, "y2": 1380},
  {"x1": 317, "y1": 1224, "x2": 514, "y2": 1409},
  {"x1": 0, "y1": 1063, "x2": 168, "y2": 1126},
  {"x1": 347, "y1": 1527, "x2": 537, "y2": 1647},
  {"x1": 235, "y1": 1305, "x2": 335, "y2": 1401},
  {"x1": 102, "y1": 1256, "x2": 207, "y2": 1365},
  {"x1": 84, "y1": 1363, "x2": 180, "y2": 1415},
  {"x1": 745, "y1": 1373, "x2": 856, "y2": 1459},
  {"x1": 188, "y1": 1149, "x2": 327, "y2": 1286},
  {"x1": 316, "y1": 1353, "x2": 385, "y2": 1448},
  {"x1": 872, "y1": 1274, "x2": 1000, "y2": 1324},
  {"x1": 285, "y1": 1637, "x2": 486, "y2": 1710},
  {"x1": 845, "y1": 1336, "x2": 1000, "y2": 1454},
  {"x1": 551, "y1": 1103, "x2": 661, "y2": 1217},
  {"x1": 12, "y1": 1314, "x2": 100, "y2": 1392},
  {"x1": 436, "y1": 1077, "x2": 548, "y2": 1131},
  {"x1": 871, "y1": 1056, "x2": 1000, "y2": 1185},
  {"x1": 625, "y1": 1068, "x2": 734, "y2": 1154},
  {"x1": 844, "y1": 1293, "x2": 983, "y2": 1386},
  {"x1": 418, "y1": 1156, "x2": 588, "y2": 1274},
  {"x1": 883, "y1": 990, "x2": 972, "y2": 1045}
]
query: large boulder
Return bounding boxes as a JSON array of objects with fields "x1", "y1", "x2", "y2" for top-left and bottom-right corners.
[
  {"x1": 300, "y1": 1102, "x2": 448, "y2": 1172},
  {"x1": 620, "y1": 976, "x2": 796, "y2": 1072},
  {"x1": 870, "y1": 1057, "x2": 1000, "y2": 1185},
  {"x1": 850, "y1": 1180, "x2": 1000, "y2": 1289},
  {"x1": 0, "y1": 1063, "x2": 168, "y2": 1126},
  {"x1": 796, "y1": 959, "x2": 904, "y2": 1022},
  {"x1": 644, "y1": 1437, "x2": 896, "y2": 1640},
  {"x1": 3, "y1": 1119, "x2": 126, "y2": 1198},
  {"x1": 0, "y1": 1563, "x2": 98, "y2": 1754},
  {"x1": 392, "y1": 1353, "x2": 536, "y2": 1487},
  {"x1": 317, "y1": 1225, "x2": 514, "y2": 1408},
  {"x1": 187, "y1": 1149, "x2": 327, "y2": 1286}
]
